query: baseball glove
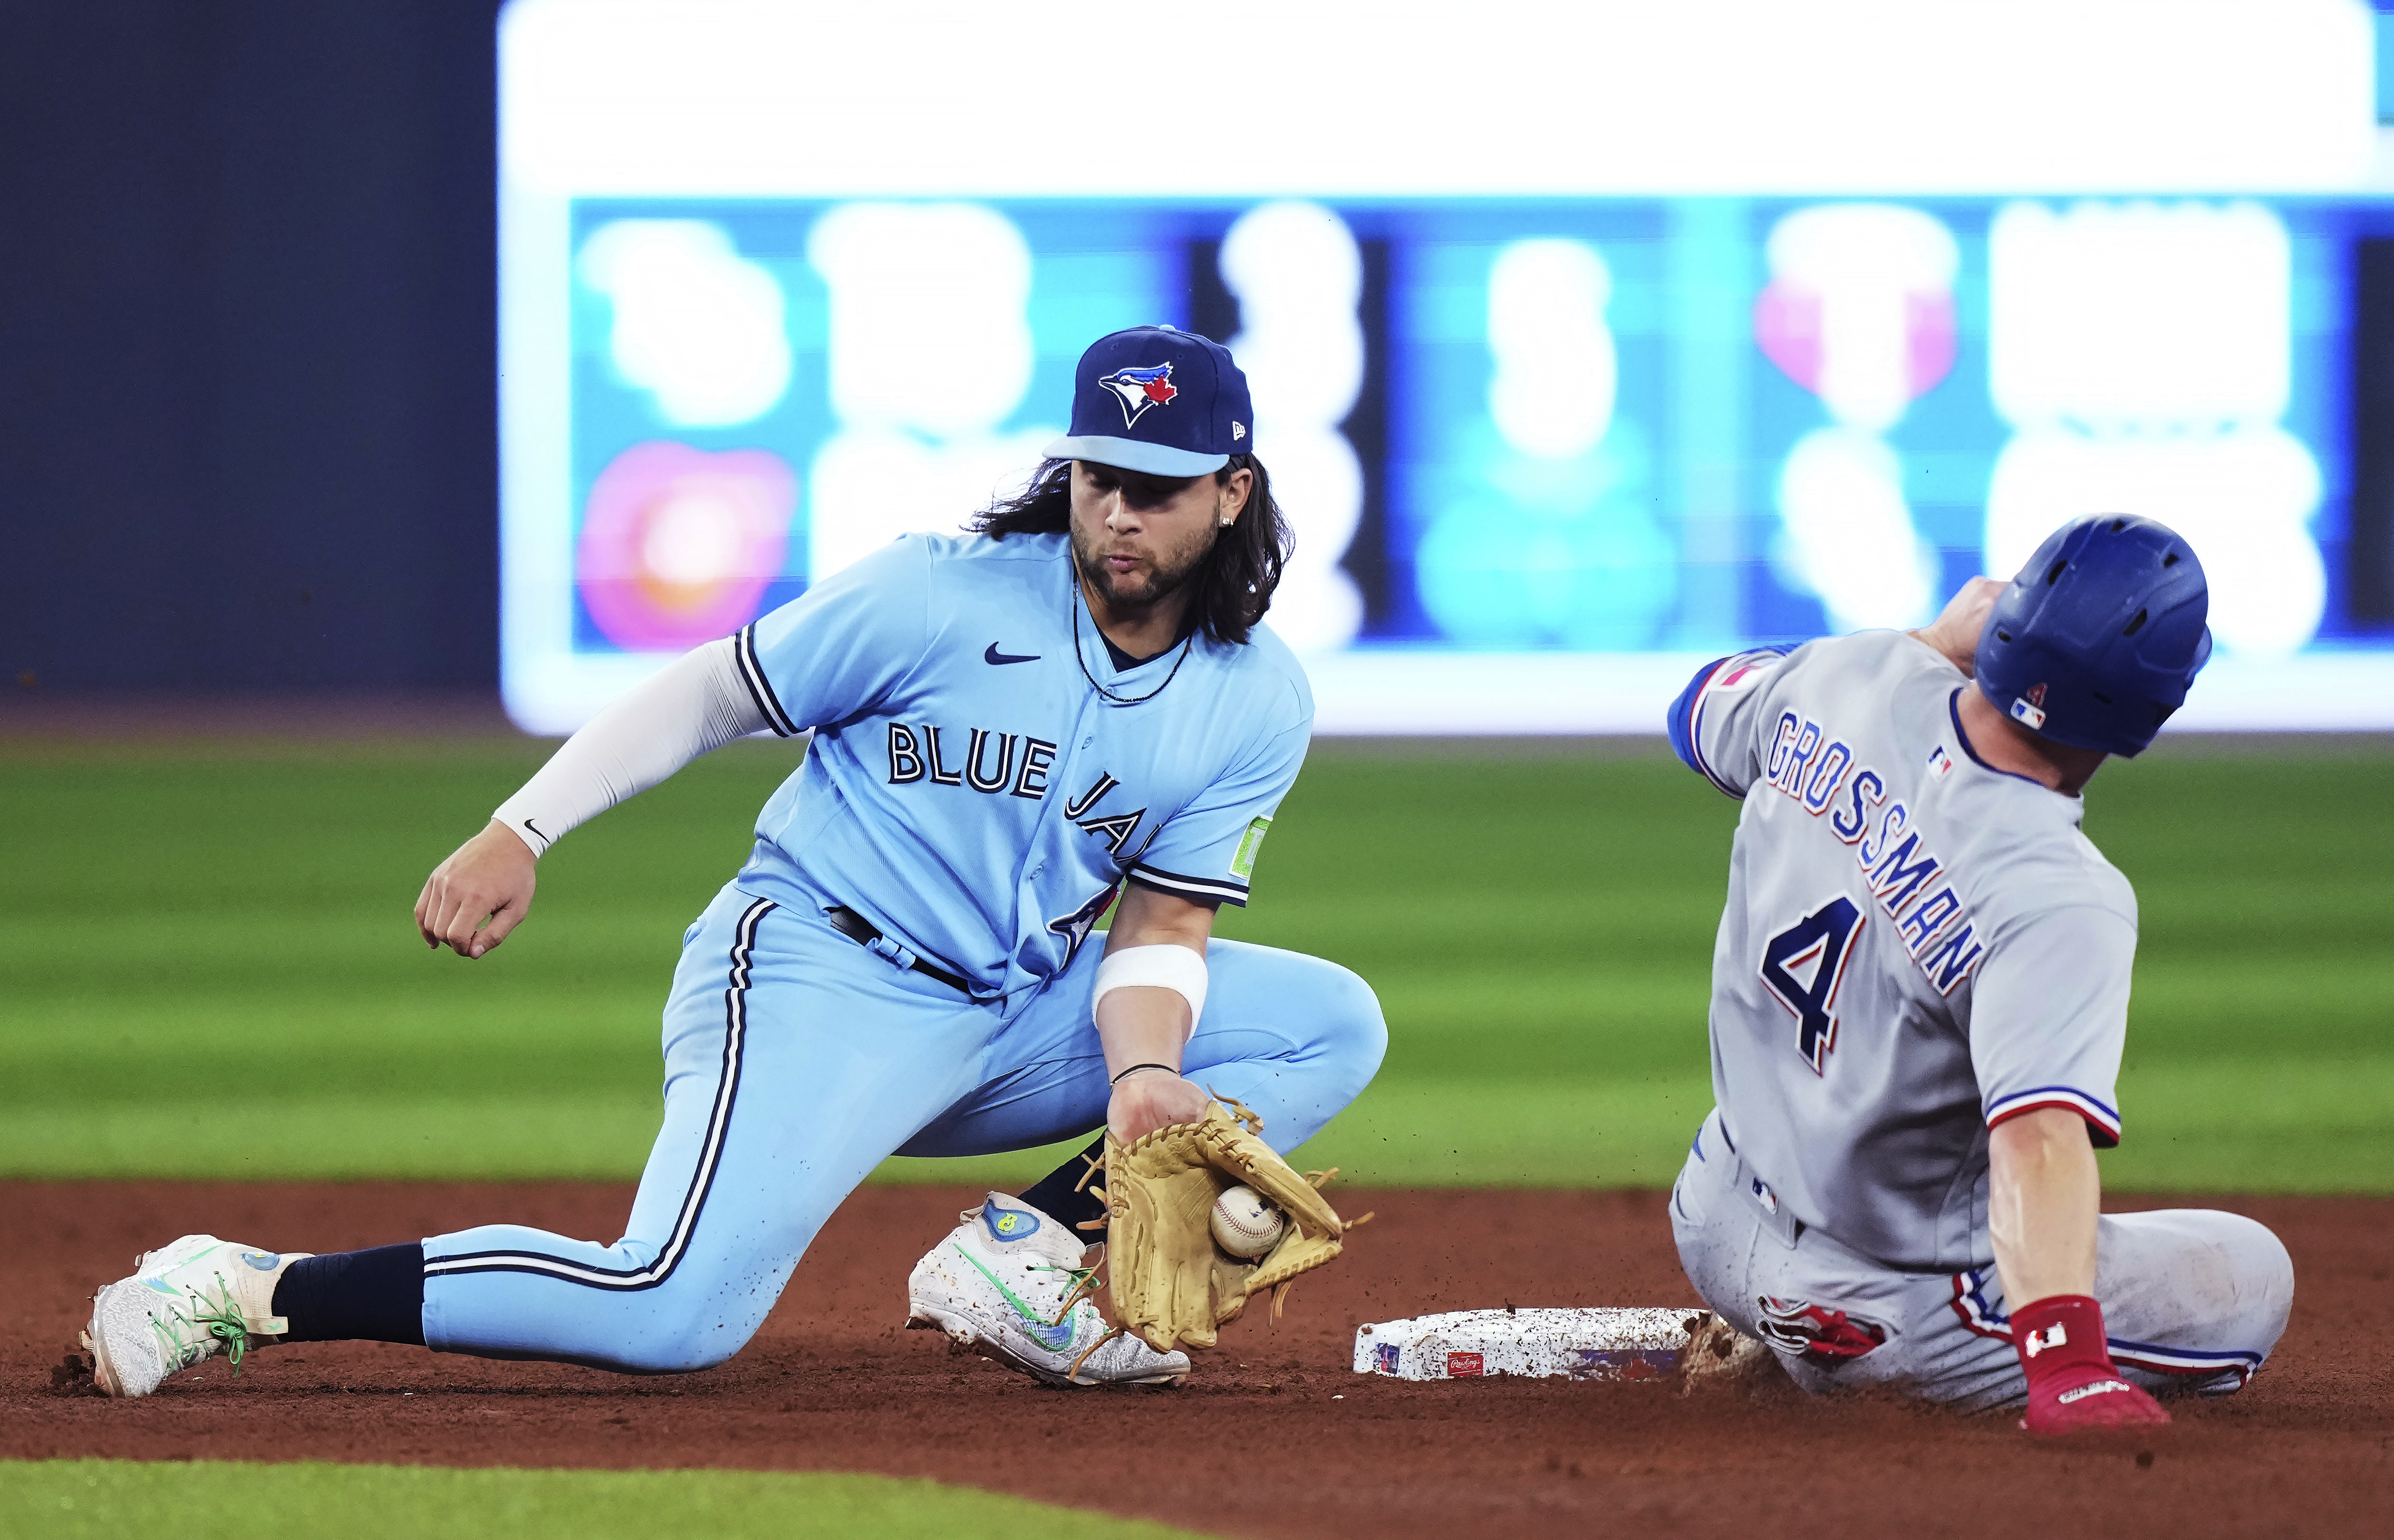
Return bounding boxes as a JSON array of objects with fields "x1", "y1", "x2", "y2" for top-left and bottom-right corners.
[{"x1": 1090, "y1": 1097, "x2": 1354, "y2": 1354}]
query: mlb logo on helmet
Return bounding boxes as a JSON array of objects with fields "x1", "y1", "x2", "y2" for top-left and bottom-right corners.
[
  {"x1": 1974, "y1": 512, "x2": 2213, "y2": 759},
  {"x1": 1045, "y1": 325, "x2": 1255, "y2": 479}
]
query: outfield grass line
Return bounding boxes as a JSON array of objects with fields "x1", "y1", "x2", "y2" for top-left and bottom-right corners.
[
  {"x1": 0, "y1": 1459, "x2": 1209, "y2": 1540},
  {"x1": 6, "y1": 745, "x2": 2390, "y2": 1190},
  {"x1": 5, "y1": 1052, "x2": 2391, "y2": 1189}
]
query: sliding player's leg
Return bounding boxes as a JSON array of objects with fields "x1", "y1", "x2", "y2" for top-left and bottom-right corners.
[{"x1": 1671, "y1": 1111, "x2": 2296, "y2": 1410}]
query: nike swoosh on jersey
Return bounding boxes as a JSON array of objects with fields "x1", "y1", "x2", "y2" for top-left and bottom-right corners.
[
  {"x1": 951, "y1": 1243, "x2": 1080, "y2": 1351},
  {"x1": 984, "y1": 643, "x2": 1041, "y2": 665}
]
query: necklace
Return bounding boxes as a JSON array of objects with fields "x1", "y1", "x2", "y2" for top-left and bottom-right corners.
[{"x1": 1071, "y1": 571, "x2": 1197, "y2": 707}]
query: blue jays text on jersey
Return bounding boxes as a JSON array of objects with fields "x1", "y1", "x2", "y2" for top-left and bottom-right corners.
[{"x1": 725, "y1": 530, "x2": 1312, "y2": 1000}]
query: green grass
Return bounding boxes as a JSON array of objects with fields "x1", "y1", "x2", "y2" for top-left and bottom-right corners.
[
  {"x1": 0, "y1": 1459, "x2": 1203, "y2": 1540},
  {"x1": 1, "y1": 734, "x2": 2388, "y2": 1190}
]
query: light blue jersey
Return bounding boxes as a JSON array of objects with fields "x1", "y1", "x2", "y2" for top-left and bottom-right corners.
[
  {"x1": 728, "y1": 530, "x2": 1313, "y2": 997},
  {"x1": 391, "y1": 326, "x2": 1384, "y2": 1385},
  {"x1": 417, "y1": 532, "x2": 1380, "y2": 1375}
]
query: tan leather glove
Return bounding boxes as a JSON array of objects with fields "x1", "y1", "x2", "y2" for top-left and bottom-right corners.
[{"x1": 1095, "y1": 1100, "x2": 1351, "y2": 1353}]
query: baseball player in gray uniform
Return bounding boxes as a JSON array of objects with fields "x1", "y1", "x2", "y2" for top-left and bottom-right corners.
[{"x1": 1663, "y1": 512, "x2": 2293, "y2": 1434}]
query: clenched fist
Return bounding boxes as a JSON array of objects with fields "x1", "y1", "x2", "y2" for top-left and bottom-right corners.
[
  {"x1": 1911, "y1": 576, "x2": 2008, "y2": 679},
  {"x1": 415, "y1": 819, "x2": 538, "y2": 959}
]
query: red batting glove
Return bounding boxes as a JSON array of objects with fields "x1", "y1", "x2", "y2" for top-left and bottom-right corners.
[{"x1": 2012, "y1": 1294, "x2": 2171, "y2": 1436}]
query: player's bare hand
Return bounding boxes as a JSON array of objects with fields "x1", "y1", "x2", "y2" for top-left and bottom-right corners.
[
  {"x1": 1107, "y1": 1068, "x2": 1212, "y2": 1143},
  {"x1": 1911, "y1": 576, "x2": 2008, "y2": 677},
  {"x1": 415, "y1": 819, "x2": 537, "y2": 959}
]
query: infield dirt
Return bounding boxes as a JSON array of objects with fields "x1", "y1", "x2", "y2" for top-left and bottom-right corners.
[{"x1": 7, "y1": 1182, "x2": 2388, "y2": 1538}]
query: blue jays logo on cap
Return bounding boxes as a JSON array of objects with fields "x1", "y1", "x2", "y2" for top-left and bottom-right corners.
[
  {"x1": 1098, "y1": 363, "x2": 1179, "y2": 428},
  {"x1": 1045, "y1": 325, "x2": 1254, "y2": 479}
]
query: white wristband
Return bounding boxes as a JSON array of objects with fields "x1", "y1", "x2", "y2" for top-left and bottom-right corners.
[{"x1": 1092, "y1": 944, "x2": 1209, "y2": 1038}]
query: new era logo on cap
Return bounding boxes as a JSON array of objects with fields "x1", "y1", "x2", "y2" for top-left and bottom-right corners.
[{"x1": 1045, "y1": 325, "x2": 1255, "y2": 479}]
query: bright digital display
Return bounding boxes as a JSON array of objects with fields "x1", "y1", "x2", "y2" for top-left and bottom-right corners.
[{"x1": 500, "y1": 0, "x2": 2393, "y2": 734}]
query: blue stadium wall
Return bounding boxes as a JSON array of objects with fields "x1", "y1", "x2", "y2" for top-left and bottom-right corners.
[{"x1": 0, "y1": 3, "x2": 502, "y2": 693}]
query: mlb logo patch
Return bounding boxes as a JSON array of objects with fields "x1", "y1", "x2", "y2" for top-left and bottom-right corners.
[
  {"x1": 1446, "y1": 1351, "x2": 1485, "y2": 1378},
  {"x1": 1927, "y1": 745, "x2": 1953, "y2": 780},
  {"x1": 1373, "y1": 1342, "x2": 1400, "y2": 1374},
  {"x1": 1097, "y1": 362, "x2": 1178, "y2": 428}
]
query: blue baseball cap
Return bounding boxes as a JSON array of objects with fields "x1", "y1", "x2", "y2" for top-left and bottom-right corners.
[{"x1": 1043, "y1": 325, "x2": 1254, "y2": 477}]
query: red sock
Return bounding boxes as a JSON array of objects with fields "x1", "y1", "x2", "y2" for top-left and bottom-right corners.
[{"x1": 2011, "y1": 1294, "x2": 2170, "y2": 1436}]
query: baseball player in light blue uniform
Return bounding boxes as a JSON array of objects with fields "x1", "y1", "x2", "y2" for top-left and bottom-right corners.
[
  {"x1": 1664, "y1": 514, "x2": 2293, "y2": 1434},
  {"x1": 82, "y1": 327, "x2": 1387, "y2": 1397}
]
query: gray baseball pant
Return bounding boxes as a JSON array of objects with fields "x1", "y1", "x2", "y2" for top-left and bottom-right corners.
[{"x1": 1670, "y1": 1108, "x2": 2295, "y2": 1411}]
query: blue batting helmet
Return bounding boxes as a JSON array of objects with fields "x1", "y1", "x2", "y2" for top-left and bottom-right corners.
[{"x1": 1974, "y1": 513, "x2": 2212, "y2": 758}]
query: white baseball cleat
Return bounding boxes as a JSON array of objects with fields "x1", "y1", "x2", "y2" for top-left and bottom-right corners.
[
  {"x1": 81, "y1": 1234, "x2": 310, "y2": 1398},
  {"x1": 907, "y1": 1194, "x2": 1189, "y2": 1388}
]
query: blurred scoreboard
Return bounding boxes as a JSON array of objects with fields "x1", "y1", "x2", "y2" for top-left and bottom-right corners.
[{"x1": 498, "y1": 0, "x2": 2394, "y2": 734}]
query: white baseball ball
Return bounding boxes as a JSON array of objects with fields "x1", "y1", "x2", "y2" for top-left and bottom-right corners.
[{"x1": 1210, "y1": 1184, "x2": 1286, "y2": 1259}]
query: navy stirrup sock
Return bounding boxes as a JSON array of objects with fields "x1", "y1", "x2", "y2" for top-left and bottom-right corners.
[
  {"x1": 1015, "y1": 1136, "x2": 1110, "y2": 1240},
  {"x1": 270, "y1": 1243, "x2": 427, "y2": 1345}
]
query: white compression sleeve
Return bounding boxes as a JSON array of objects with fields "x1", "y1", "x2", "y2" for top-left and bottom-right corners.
[
  {"x1": 1091, "y1": 944, "x2": 1210, "y2": 1039},
  {"x1": 491, "y1": 636, "x2": 770, "y2": 856}
]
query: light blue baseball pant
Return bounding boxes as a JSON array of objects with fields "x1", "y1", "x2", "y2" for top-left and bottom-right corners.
[{"x1": 418, "y1": 881, "x2": 1387, "y2": 1371}]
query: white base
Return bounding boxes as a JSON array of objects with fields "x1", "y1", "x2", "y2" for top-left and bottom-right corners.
[{"x1": 1353, "y1": 1307, "x2": 1701, "y2": 1381}]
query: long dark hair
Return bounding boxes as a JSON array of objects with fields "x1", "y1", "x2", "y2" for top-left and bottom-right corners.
[{"x1": 969, "y1": 456, "x2": 1291, "y2": 646}]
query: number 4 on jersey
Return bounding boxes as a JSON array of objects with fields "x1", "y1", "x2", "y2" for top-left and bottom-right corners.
[{"x1": 1760, "y1": 897, "x2": 1866, "y2": 1075}]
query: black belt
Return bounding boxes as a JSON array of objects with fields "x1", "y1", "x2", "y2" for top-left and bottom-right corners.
[{"x1": 823, "y1": 905, "x2": 976, "y2": 996}]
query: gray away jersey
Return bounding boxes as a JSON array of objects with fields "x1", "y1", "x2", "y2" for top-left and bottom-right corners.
[{"x1": 1677, "y1": 630, "x2": 2138, "y2": 1270}]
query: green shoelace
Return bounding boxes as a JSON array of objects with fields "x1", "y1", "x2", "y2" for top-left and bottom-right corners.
[{"x1": 147, "y1": 1277, "x2": 259, "y2": 1378}]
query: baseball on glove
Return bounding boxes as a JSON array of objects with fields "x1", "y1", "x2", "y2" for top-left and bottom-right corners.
[{"x1": 1091, "y1": 1097, "x2": 1358, "y2": 1353}]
